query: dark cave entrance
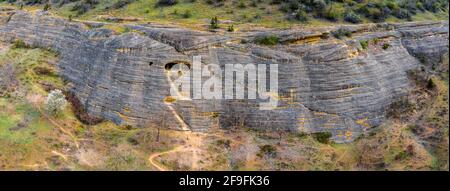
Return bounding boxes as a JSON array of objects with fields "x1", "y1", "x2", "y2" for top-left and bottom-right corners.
[{"x1": 164, "y1": 62, "x2": 191, "y2": 71}]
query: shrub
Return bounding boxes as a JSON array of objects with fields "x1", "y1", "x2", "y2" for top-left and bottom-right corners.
[
  {"x1": 321, "y1": 5, "x2": 340, "y2": 21},
  {"x1": 271, "y1": 0, "x2": 283, "y2": 5},
  {"x1": 279, "y1": 3, "x2": 290, "y2": 12},
  {"x1": 107, "y1": 0, "x2": 136, "y2": 10},
  {"x1": 393, "y1": 8, "x2": 412, "y2": 20},
  {"x1": 332, "y1": 28, "x2": 352, "y2": 39},
  {"x1": 288, "y1": 0, "x2": 300, "y2": 11},
  {"x1": 416, "y1": 2, "x2": 425, "y2": 11},
  {"x1": 312, "y1": 0, "x2": 327, "y2": 10},
  {"x1": 45, "y1": 89, "x2": 67, "y2": 116},
  {"x1": 156, "y1": 0, "x2": 178, "y2": 6},
  {"x1": 255, "y1": 35, "x2": 280, "y2": 45},
  {"x1": 227, "y1": 25, "x2": 235, "y2": 32},
  {"x1": 312, "y1": 132, "x2": 332, "y2": 144},
  {"x1": 250, "y1": 0, "x2": 258, "y2": 7},
  {"x1": 382, "y1": 43, "x2": 390, "y2": 50},
  {"x1": 33, "y1": 66, "x2": 54, "y2": 76},
  {"x1": 424, "y1": 0, "x2": 442, "y2": 12},
  {"x1": 12, "y1": 40, "x2": 30, "y2": 49},
  {"x1": 344, "y1": 12, "x2": 362, "y2": 23},
  {"x1": 216, "y1": 139, "x2": 231, "y2": 148},
  {"x1": 209, "y1": 16, "x2": 219, "y2": 29},
  {"x1": 237, "y1": 0, "x2": 246, "y2": 8},
  {"x1": 172, "y1": 9, "x2": 179, "y2": 15},
  {"x1": 427, "y1": 78, "x2": 436, "y2": 89},
  {"x1": 206, "y1": 0, "x2": 226, "y2": 6},
  {"x1": 43, "y1": 3, "x2": 50, "y2": 11},
  {"x1": 372, "y1": 38, "x2": 380, "y2": 45},
  {"x1": 360, "y1": 40, "x2": 369, "y2": 49},
  {"x1": 257, "y1": 144, "x2": 277, "y2": 158},
  {"x1": 362, "y1": 7, "x2": 389, "y2": 22},
  {"x1": 321, "y1": 32, "x2": 330, "y2": 39},
  {"x1": 182, "y1": 10, "x2": 192, "y2": 18},
  {"x1": 71, "y1": 0, "x2": 99, "y2": 15},
  {"x1": 294, "y1": 10, "x2": 308, "y2": 22},
  {"x1": 64, "y1": 91, "x2": 104, "y2": 125}
]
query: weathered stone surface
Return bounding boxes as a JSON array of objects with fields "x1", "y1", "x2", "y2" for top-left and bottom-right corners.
[{"x1": 1, "y1": 10, "x2": 448, "y2": 142}]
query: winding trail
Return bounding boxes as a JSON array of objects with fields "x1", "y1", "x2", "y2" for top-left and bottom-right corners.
[
  {"x1": 148, "y1": 146, "x2": 187, "y2": 171},
  {"x1": 148, "y1": 131, "x2": 245, "y2": 171},
  {"x1": 148, "y1": 131, "x2": 204, "y2": 171}
]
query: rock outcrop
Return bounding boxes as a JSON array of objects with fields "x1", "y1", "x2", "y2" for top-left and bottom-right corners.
[{"x1": 1, "y1": 10, "x2": 448, "y2": 142}]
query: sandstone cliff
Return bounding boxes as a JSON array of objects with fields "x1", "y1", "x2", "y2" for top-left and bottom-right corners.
[{"x1": 0, "y1": 10, "x2": 448, "y2": 142}]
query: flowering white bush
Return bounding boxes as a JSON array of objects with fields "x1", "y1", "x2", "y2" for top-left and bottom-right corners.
[{"x1": 45, "y1": 89, "x2": 67, "y2": 116}]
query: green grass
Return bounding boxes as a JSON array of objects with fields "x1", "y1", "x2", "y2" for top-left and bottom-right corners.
[
  {"x1": 255, "y1": 35, "x2": 280, "y2": 46},
  {"x1": 2, "y1": 0, "x2": 448, "y2": 30},
  {"x1": 0, "y1": 46, "x2": 63, "y2": 93},
  {"x1": 0, "y1": 43, "x2": 185, "y2": 170},
  {"x1": 0, "y1": 100, "x2": 50, "y2": 145},
  {"x1": 0, "y1": 46, "x2": 56, "y2": 144}
]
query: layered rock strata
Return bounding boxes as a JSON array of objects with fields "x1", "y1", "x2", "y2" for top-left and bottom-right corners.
[{"x1": 1, "y1": 10, "x2": 448, "y2": 142}]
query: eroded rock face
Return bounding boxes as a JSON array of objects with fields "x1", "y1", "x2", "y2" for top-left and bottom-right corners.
[{"x1": 1, "y1": 10, "x2": 448, "y2": 142}]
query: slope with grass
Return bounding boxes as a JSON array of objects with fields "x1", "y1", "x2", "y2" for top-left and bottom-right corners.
[
  {"x1": 1, "y1": 40, "x2": 447, "y2": 170},
  {"x1": 0, "y1": 2, "x2": 448, "y2": 171},
  {"x1": 1, "y1": 0, "x2": 448, "y2": 30}
]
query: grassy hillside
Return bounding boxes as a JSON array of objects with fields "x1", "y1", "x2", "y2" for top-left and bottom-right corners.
[
  {"x1": 0, "y1": 41, "x2": 448, "y2": 170},
  {"x1": 0, "y1": 1, "x2": 448, "y2": 171},
  {"x1": 1, "y1": 0, "x2": 448, "y2": 29}
]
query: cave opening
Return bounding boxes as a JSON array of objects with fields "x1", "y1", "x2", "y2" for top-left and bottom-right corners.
[{"x1": 165, "y1": 62, "x2": 191, "y2": 71}]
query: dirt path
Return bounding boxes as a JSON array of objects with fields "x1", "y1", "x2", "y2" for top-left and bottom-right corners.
[
  {"x1": 148, "y1": 130, "x2": 246, "y2": 171},
  {"x1": 30, "y1": 96, "x2": 80, "y2": 149},
  {"x1": 148, "y1": 145, "x2": 187, "y2": 171},
  {"x1": 148, "y1": 131, "x2": 206, "y2": 171}
]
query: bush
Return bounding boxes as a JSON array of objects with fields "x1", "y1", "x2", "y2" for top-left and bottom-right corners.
[
  {"x1": 427, "y1": 78, "x2": 436, "y2": 89},
  {"x1": 107, "y1": 0, "x2": 136, "y2": 10},
  {"x1": 205, "y1": 0, "x2": 226, "y2": 6},
  {"x1": 12, "y1": 40, "x2": 30, "y2": 49},
  {"x1": 332, "y1": 28, "x2": 352, "y2": 39},
  {"x1": 344, "y1": 12, "x2": 362, "y2": 23},
  {"x1": 43, "y1": 3, "x2": 50, "y2": 11},
  {"x1": 33, "y1": 66, "x2": 54, "y2": 76},
  {"x1": 424, "y1": 0, "x2": 442, "y2": 12},
  {"x1": 45, "y1": 89, "x2": 67, "y2": 116},
  {"x1": 382, "y1": 43, "x2": 390, "y2": 50},
  {"x1": 209, "y1": 16, "x2": 219, "y2": 29},
  {"x1": 255, "y1": 35, "x2": 280, "y2": 45},
  {"x1": 182, "y1": 10, "x2": 192, "y2": 18},
  {"x1": 288, "y1": 0, "x2": 299, "y2": 10},
  {"x1": 237, "y1": 0, "x2": 246, "y2": 8},
  {"x1": 71, "y1": 0, "x2": 99, "y2": 15},
  {"x1": 360, "y1": 40, "x2": 369, "y2": 49},
  {"x1": 279, "y1": 3, "x2": 290, "y2": 13},
  {"x1": 156, "y1": 0, "x2": 178, "y2": 6},
  {"x1": 393, "y1": 8, "x2": 412, "y2": 20},
  {"x1": 257, "y1": 144, "x2": 277, "y2": 158},
  {"x1": 313, "y1": 0, "x2": 327, "y2": 10},
  {"x1": 64, "y1": 91, "x2": 104, "y2": 125},
  {"x1": 361, "y1": 7, "x2": 389, "y2": 22},
  {"x1": 250, "y1": 0, "x2": 258, "y2": 7},
  {"x1": 294, "y1": 10, "x2": 308, "y2": 22},
  {"x1": 416, "y1": 2, "x2": 425, "y2": 11},
  {"x1": 227, "y1": 25, "x2": 235, "y2": 32},
  {"x1": 321, "y1": 5, "x2": 340, "y2": 21},
  {"x1": 312, "y1": 132, "x2": 332, "y2": 144}
]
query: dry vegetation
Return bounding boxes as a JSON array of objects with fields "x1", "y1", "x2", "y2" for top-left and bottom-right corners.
[{"x1": 0, "y1": 40, "x2": 448, "y2": 171}]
